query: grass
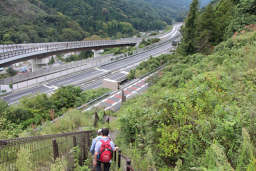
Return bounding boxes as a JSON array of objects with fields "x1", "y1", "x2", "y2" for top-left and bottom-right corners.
[
  {"x1": 20, "y1": 109, "x2": 94, "y2": 136},
  {"x1": 107, "y1": 30, "x2": 256, "y2": 170}
]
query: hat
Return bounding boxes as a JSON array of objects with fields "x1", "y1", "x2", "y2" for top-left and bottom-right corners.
[{"x1": 97, "y1": 128, "x2": 102, "y2": 134}]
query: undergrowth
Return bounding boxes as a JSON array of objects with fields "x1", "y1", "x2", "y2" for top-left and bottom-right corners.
[{"x1": 113, "y1": 30, "x2": 256, "y2": 170}]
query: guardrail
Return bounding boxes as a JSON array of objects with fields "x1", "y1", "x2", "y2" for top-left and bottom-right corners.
[
  {"x1": 0, "y1": 130, "x2": 93, "y2": 170},
  {"x1": 0, "y1": 39, "x2": 137, "y2": 61}
]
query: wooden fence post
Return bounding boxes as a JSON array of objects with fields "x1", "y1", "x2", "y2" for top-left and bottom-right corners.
[
  {"x1": 126, "y1": 159, "x2": 131, "y2": 171},
  {"x1": 113, "y1": 146, "x2": 117, "y2": 162},
  {"x1": 52, "y1": 139, "x2": 59, "y2": 161},
  {"x1": 79, "y1": 134, "x2": 86, "y2": 166},
  {"x1": 106, "y1": 116, "x2": 110, "y2": 124},
  {"x1": 94, "y1": 112, "x2": 99, "y2": 127},
  {"x1": 121, "y1": 90, "x2": 126, "y2": 103},
  {"x1": 103, "y1": 111, "x2": 106, "y2": 120},
  {"x1": 73, "y1": 136, "x2": 77, "y2": 147},
  {"x1": 84, "y1": 133, "x2": 89, "y2": 161},
  {"x1": 118, "y1": 150, "x2": 122, "y2": 168}
]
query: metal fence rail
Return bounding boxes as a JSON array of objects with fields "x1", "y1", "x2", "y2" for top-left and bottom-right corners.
[{"x1": 0, "y1": 130, "x2": 93, "y2": 171}]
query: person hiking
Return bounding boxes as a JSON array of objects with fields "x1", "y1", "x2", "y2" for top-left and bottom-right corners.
[
  {"x1": 93, "y1": 128, "x2": 117, "y2": 171},
  {"x1": 90, "y1": 129, "x2": 103, "y2": 155}
]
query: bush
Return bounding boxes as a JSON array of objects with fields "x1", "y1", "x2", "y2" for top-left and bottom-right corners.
[
  {"x1": 0, "y1": 86, "x2": 110, "y2": 137},
  {"x1": 64, "y1": 51, "x2": 93, "y2": 63},
  {"x1": 139, "y1": 38, "x2": 160, "y2": 48},
  {"x1": 6, "y1": 67, "x2": 17, "y2": 76},
  {"x1": 115, "y1": 30, "x2": 256, "y2": 170}
]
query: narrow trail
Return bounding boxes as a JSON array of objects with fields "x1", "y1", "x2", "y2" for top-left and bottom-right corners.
[{"x1": 109, "y1": 116, "x2": 118, "y2": 141}]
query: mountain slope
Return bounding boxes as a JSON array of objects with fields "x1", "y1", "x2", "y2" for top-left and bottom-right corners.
[
  {"x1": 178, "y1": 0, "x2": 256, "y2": 55},
  {"x1": 0, "y1": 0, "x2": 85, "y2": 43},
  {"x1": 41, "y1": 0, "x2": 169, "y2": 35},
  {"x1": 113, "y1": 0, "x2": 256, "y2": 169},
  {"x1": 117, "y1": 29, "x2": 256, "y2": 170},
  {"x1": 0, "y1": 0, "x2": 191, "y2": 44}
]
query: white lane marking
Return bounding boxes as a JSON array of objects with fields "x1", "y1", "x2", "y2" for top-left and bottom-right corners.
[
  {"x1": 120, "y1": 71, "x2": 129, "y2": 75},
  {"x1": 43, "y1": 84, "x2": 59, "y2": 90},
  {"x1": 95, "y1": 67, "x2": 109, "y2": 72},
  {"x1": 43, "y1": 84, "x2": 53, "y2": 89},
  {"x1": 51, "y1": 85, "x2": 59, "y2": 90},
  {"x1": 159, "y1": 24, "x2": 182, "y2": 39},
  {"x1": 44, "y1": 84, "x2": 59, "y2": 96},
  {"x1": 104, "y1": 78, "x2": 118, "y2": 83},
  {"x1": 121, "y1": 63, "x2": 140, "y2": 71}
]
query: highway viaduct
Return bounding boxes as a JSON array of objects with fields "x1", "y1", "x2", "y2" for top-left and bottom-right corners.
[{"x1": 0, "y1": 39, "x2": 138, "y2": 71}]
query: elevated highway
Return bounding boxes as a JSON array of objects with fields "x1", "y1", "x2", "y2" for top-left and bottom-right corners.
[
  {"x1": 0, "y1": 39, "x2": 138, "y2": 68},
  {"x1": 1, "y1": 24, "x2": 182, "y2": 104}
]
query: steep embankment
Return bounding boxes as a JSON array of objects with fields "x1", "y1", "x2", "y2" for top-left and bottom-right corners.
[
  {"x1": 111, "y1": 0, "x2": 256, "y2": 170},
  {"x1": 114, "y1": 27, "x2": 256, "y2": 171}
]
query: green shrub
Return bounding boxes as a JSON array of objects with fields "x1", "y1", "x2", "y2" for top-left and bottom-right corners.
[{"x1": 115, "y1": 30, "x2": 256, "y2": 170}]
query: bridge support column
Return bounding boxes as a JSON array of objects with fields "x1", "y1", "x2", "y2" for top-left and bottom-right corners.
[
  {"x1": 31, "y1": 57, "x2": 50, "y2": 72},
  {"x1": 92, "y1": 49, "x2": 103, "y2": 58},
  {"x1": 31, "y1": 59, "x2": 40, "y2": 72}
]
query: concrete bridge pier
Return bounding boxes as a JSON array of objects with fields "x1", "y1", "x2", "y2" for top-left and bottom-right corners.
[
  {"x1": 31, "y1": 57, "x2": 50, "y2": 72},
  {"x1": 93, "y1": 49, "x2": 104, "y2": 58}
]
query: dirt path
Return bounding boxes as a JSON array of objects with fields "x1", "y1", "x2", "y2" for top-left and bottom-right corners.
[{"x1": 108, "y1": 116, "x2": 119, "y2": 141}]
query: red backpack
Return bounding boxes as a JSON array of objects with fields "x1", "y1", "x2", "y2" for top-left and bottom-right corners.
[{"x1": 99, "y1": 140, "x2": 113, "y2": 163}]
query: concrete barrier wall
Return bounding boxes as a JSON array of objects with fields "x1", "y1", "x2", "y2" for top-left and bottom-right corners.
[
  {"x1": 102, "y1": 79, "x2": 120, "y2": 91},
  {"x1": 3, "y1": 57, "x2": 110, "y2": 91}
]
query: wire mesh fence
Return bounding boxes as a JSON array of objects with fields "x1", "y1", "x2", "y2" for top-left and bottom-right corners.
[{"x1": 0, "y1": 130, "x2": 93, "y2": 171}]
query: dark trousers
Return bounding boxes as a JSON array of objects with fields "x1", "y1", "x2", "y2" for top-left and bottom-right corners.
[{"x1": 96, "y1": 161, "x2": 111, "y2": 171}]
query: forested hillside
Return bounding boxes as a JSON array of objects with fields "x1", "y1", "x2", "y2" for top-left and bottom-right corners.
[
  {"x1": 0, "y1": 0, "x2": 187, "y2": 44},
  {"x1": 112, "y1": 0, "x2": 256, "y2": 170},
  {"x1": 0, "y1": 0, "x2": 86, "y2": 43},
  {"x1": 178, "y1": 0, "x2": 256, "y2": 55}
]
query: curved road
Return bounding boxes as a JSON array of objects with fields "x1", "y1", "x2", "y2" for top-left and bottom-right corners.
[{"x1": 2, "y1": 24, "x2": 182, "y2": 104}]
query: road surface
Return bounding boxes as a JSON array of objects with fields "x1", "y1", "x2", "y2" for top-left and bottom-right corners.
[{"x1": 2, "y1": 24, "x2": 182, "y2": 104}]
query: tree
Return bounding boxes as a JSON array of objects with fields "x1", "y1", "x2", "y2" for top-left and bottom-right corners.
[
  {"x1": 0, "y1": 100, "x2": 8, "y2": 117},
  {"x1": 178, "y1": 0, "x2": 199, "y2": 55},
  {"x1": 195, "y1": 4, "x2": 217, "y2": 53},
  {"x1": 51, "y1": 86, "x2": 82, "y2": 110},
  {"x1": 48, "y1": 56, "x2": 55, "y2": 65},
  {"x1": 6, "y1": 67, "x2": 17, "y2": 76},
  {"x1": 239, "y1": 0, "x2": 256, "y2": 14}
]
